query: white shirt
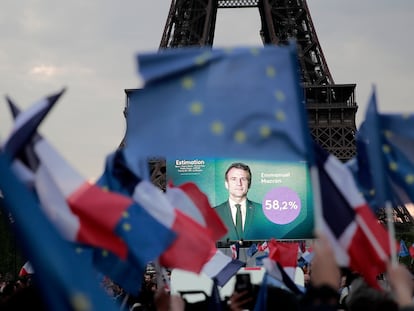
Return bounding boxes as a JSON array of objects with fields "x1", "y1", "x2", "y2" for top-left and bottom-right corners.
[{"x1": 229, "y1": 199, "x2": 246, "y2": 230}]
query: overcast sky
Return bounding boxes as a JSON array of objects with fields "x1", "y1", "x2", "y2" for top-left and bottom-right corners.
[{"x1": 1, "y1": 0, "x2": 413, "y2": 179}]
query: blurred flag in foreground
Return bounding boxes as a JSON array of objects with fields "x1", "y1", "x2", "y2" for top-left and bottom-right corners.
[
  {"x1": 99, "y1": 148, "x2": 217, "y2": 273},
  {"x1": 124, "y1": 42, "x2": 313, "y2": 176},
  {"x1": 165, "y1": 181, "x2": 228, "y2": 241},
  {"x1": 6, "y1": 96, "x2": 176, "y2": 294},
  {"x1": 2, "y1": 89, "x2": 64, "y2": 159},
  {"x1": 0, "y1": 152, "x2": 119, "y2": 311},
  {"x1": 268, "y1": 240, "x2": 299, "y2": 268},
  {"x1": 352, "y1": 87, "x2": 414, "y2": 216},
  {"x1": 315, "y1": 142, "x2": 393, "y2": 289}
]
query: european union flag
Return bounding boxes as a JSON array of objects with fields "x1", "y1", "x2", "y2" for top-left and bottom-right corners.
[
  {"x1": 359, "y1": 87, "x2": 394, "y2": 208},
  {"x1": 356, "y1": 87, "x2": 414, "y2": 212},
  {"x1": 124, "y1": 43, "x2": 313, "y2": 176}
]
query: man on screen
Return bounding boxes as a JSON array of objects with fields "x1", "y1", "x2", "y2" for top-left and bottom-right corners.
[{"x1": 214, "y1": 162, "x2": 266, "y2": 242}]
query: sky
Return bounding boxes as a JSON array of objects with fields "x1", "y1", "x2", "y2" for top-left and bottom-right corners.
[{"x1": 1, "y1": 0, "x2": 413, "y2": 179}]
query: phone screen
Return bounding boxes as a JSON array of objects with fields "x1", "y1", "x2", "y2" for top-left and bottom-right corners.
[{"x1": 234, "y1": 273, "x2": 254, "y2": 310}]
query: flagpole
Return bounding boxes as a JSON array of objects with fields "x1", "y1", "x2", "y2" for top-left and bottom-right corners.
[
  {"x1": 385, "y1": 200, "x2": 397, "y2": 266},
  {"x1": 310, "y1": 165, "x2": 323, "y2": 233},
  {"x1": 153, "y1": 259, "x2": 171, "y2": 291}
]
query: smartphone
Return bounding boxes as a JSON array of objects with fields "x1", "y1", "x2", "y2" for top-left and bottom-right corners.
[
  {"x1": 234, "y1": 273, "x2": 254, "y2": 309},
  {"x1": 235, "y1": 273, "x2": 253, "y2": 294}
]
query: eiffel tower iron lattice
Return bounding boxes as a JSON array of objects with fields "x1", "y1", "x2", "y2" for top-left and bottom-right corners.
[
  {"x1": 159, "y1": 0, "x2": 357, "y2": 161},
  {"x1": 124, "y1": 0, "x2": 413, "y2": 224}
]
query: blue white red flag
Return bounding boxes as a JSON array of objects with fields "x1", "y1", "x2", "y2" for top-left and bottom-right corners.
[
  {"x1": 261, "y1": 258, "x2": 304, "y2": 295},
  {"x1": 2, "y1": 89, "x2": 64, "y2": 159},
  {"x1": 201, "y1": 249, "x2": 245, "y2": 287},
  {"x1": 5, "y1": 97, "x2": 176, "y2": 293},
  {"x1": 0, "y1": 152, "x2": 119, "y2": 311},
  {"x1": 100, "y1": 148, "x2": 217, "y2": 274},
  {"x1": 18, "y1": 261, "x2": 34, "y2": 277},
  {"x1": 165, "y1": 181, "x2": 228, "y2": 241},
  {"x1": 315, "y1": 142, "x2": 393, "y2": 289}
]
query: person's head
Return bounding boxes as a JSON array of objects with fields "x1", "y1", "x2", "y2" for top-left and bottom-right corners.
[
  {"x1": 346, "y1": 278, "x2": 398, "y2": 311},
  {"x1": 224, "y1": 162, "x2": 252, "y2": 201}
]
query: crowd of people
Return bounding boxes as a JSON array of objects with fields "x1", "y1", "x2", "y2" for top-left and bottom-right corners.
[{"x1": 1, "y1": 232, "x2": 414, "y2": 310}]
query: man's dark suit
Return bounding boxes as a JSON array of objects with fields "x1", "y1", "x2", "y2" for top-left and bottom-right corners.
[{"x1": 214, "y1": 199, "x2": 266, "y2": 242}]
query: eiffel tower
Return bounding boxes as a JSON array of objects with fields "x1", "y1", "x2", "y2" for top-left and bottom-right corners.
[
  {"x1": 160, "y1": 0, "x2": 357, "y2": 161},
  {"x1": 133, "y1": 0, "x2": 413, "y2": 224}
]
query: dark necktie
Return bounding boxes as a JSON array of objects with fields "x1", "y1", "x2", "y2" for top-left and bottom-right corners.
[{"x1": 235, "y1": 204, "x2": 243, "y2": 239}]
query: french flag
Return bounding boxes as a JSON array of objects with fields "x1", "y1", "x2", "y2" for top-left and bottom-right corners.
[
  {"x1": 315, "y1": 143, "x2": 393, "y2": 289},
  {"x1": 105, "y1": 149, "x2": 221, "y2": 274},
  {"x1": 5, "y1": 98, "x2": 175, "y2": 271},
  {"x1": 166, "y1": 182, "x2": 244, "y2": 286},
  {"x1": 201, "y1": 249, "x2": 245, "y2": 287},
  {"x1": 262, "y1": 258, "x2": 304, "y2": 295},
  {"x1": 2, "y1": 89, "x2": 64, "y2": 159},
  {"x1": 266, "y1": 240, "x2": 303, "y2": 294},
  {"x1": 34, "y1": 140, "x2": 175, "y2": 266},
  {"x1": 19, "y1": 261, "x2": 34, "y2": 277},
  {"x1": 165, "y1": 181, "x2": 228, "y2": 241},
  {"x1": 132, "y1": 180, "x2": 217, "y2": 273}
]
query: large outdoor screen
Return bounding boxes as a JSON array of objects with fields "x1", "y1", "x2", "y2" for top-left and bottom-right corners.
[{"x1": 167, "y1": 158, "x2": 314, "y2": 241}]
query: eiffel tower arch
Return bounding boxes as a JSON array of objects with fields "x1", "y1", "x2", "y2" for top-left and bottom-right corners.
[
  {"x1": 129, "y1": 0, "x2": 413, "y2": 224},
  {"x1": 159, "y1": 0, "x2": 357, "y2": 161}
]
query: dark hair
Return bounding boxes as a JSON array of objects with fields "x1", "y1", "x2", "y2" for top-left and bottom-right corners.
[{"x1": 225, "y1": 162, "x2": 252, "y2": 188}]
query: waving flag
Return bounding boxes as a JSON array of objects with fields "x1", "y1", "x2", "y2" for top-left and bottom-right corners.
[
  {"x1": 378, "y1": 113, "x2": 414, "y2": 205},
  {"x1": 360, "y1": 88, "x2": 394, "y2": 207},
  {"x1": 132, "y1": 180, "x2": 216, "y2": 273},
  {"x1": 268, "y1": 240, "x2": 299, "y2": 268},
  {"x1": 353, "y1": 88, "x2": 414, "y2": 216},
  {"x1": 315, "y1": 142, "x2": 393, "y2": 289},
  {"x1": 398, "y1": 240, "x2": 409, "y2": 257},
  {"x1": 34, "y1": 140, "x2": 175, "y2": 274},
  {"x1": 262, "y1": 258, "x2": 304, "y2": 295},
  {"x1": 247, "y1": 243, "x2": 258, "y2": 257},
  {"x1": 354, "y1": 88, "x2": 395, "y2": 211},
  {"x1": 201, "y1": 249, "x2": 245, "y2": 287},
  {"x1": 6, "y1": 99, "x2": 134, "y2": 290},
  {"x1": 0, "y1": 152, "x2": 119, "y2": 311},
  {"x1": 164, "y1": 180, "x2": 244, "y2": 286},
  {"x1": 124, "y1": 43, "x2": 314, "y2": 176},
  {"x1": 5, "y1": 98, "x2": 176, "y2": 293},
  {"x1": 165, "y1": 181, "x2": 228, "y2": 241},
  {"x1": 346, "y1": 134, "x2": 379, "y2": 211},
  {"x1": 2, "y1": 89, "x2": 64, "y2": 159},
  {"x1": 100, "y1": 148, "x2": 217, "y2": 273},
  {"x1": 18, "y1": 261, "x2": 34, "y2": 277}
]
